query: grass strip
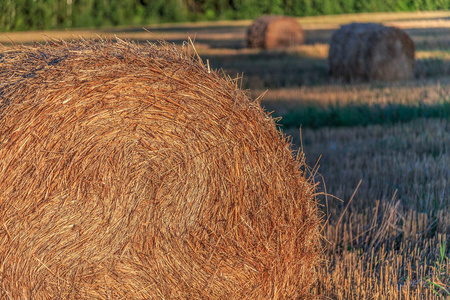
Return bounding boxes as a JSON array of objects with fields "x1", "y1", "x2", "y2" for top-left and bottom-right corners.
[{"x1": 280, "y1": 101, "x2": 450, "y2": 129}]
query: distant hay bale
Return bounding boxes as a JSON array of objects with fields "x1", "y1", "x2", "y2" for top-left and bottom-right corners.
[
  {"x1": 328, "y1": 23, "x2": 415, "y2": 82},
  {"x1": 0, "y1": 39, "x2": 320, "y2": 299},
  {"x1": 247, "y1": 15, "x2": 304, "y2": 49}
]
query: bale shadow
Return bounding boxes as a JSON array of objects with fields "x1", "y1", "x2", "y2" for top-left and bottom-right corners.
[
  {"x1": 405, "y1": 27, "x2": 450, "y2": 50},
  {"x1": 303, "y1": 28, "x2": 335, "y2": 44},
  {"x1": 202, "y1": 51, "x2": 329, "y2": 89},
  {"x1": 107, "y1": 24, "x2": 248, "y2": 34},
  {"x1": 104, "y1": 24, "x2": 249, "y2": 49},
  {"x1": 415, "y1": 57, "x2": 450, "y2": 79}
]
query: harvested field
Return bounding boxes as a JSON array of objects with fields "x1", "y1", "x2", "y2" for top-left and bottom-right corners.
[
  {"x1": 1, "y1": 10, "x2": 450, "y2": 299},
  {"x1": 294, "y1": 118, "x2": 450, "y2": 299}
]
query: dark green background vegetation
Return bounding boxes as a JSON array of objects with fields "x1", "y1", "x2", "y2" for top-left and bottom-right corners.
[{"x1": 1, "y1": 0, "x2": 449, "y2": 31}]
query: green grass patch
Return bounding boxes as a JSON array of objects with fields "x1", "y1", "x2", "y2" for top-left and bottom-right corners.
[{"x1": 279, "y1": 101, "x2": 450, "y2": 129}]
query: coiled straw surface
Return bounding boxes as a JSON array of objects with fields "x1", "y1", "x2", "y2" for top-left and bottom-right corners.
[
  {"x1": 247, "y1": 15, "x2": 305, "y2": 50},
  {"x1": 0, "y1": 39, "x2": 320, "y2": 299},
  {"x1": 328, "y1": 22, "x2": 415, "y2": 82}
]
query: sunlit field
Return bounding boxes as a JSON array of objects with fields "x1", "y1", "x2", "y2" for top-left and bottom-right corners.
[{"x1": 2, "y1": 11, "x2": 450, "y2": 299}]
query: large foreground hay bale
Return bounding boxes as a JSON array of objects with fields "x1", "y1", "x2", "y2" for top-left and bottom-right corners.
[
  {"x1": 247, "y1": 15, "x2": 304, "y2": 49},
  {"x1": 0, "y1": 39, "x2": 320, "y2": 299},
  {"x1": 328, "y1": 23, "x2": 415, "y2": 82}
]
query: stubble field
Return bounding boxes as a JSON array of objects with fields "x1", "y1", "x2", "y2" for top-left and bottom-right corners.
[{"x1": 2, "y1": 11, "x2": 450, "y2": 299}]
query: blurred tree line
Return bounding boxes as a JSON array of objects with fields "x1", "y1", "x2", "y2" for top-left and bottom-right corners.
[{"x1": 1, "y1": 0, "x2": 448, "y2": 31}]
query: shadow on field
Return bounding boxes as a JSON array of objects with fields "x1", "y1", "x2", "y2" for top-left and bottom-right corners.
[
  {"x1": 204, "y1": 52, "x2": 329, "y2": 88},
  {"x1": 303, "y1": 28, "x2": 334, "y2": 44},
  {"x1": 203, "y1": 54, "x2": 450, "y2": 91},
  {"x1": 138, "y1": 37, "x2": 246, "y2": 49},
  {"x1": 109, "y1": 24, "x2": 248, "y2": 35},
  {"x1": 415, "y1": 57, "x2": 450, "y2": 79},
  {"x1": 105, "y1": 24, "x2": 249, "y2": 49},
  {"x1": 405, "y1": 27, "x2": 450, "y2": 50}
]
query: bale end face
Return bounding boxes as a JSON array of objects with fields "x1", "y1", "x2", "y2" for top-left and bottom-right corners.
[
  {"x1": 247, "y1": 15, "x2": 305, "y2": 50},
  {"x1": 0, "y1": 39, "x2": 321, "y2": 299},
  {"x1": 328, "y1": 22, "x2": 415, "y2": 82}
]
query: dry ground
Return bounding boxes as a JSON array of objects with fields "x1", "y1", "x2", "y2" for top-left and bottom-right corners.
[{"x1": 2, "y1": 11, "x2": 450, "y2": 299}]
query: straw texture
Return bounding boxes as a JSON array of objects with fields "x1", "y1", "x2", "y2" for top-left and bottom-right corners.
[
  {"x1": 328, "y1": 22, "x2": 415, "y2": 82},
  {"x1": 0, "y1": 39, "x2": 320, "y2": 299},
  {"x1": 247, "y1": 15, "x2": 305, "y2": 49}
]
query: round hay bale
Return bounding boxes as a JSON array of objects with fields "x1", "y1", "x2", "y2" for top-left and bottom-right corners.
[
  {"x1": 0, "y1": 39, "x2": 320, "y2": 299},
  {"x1": 328, "y1": 22, "x2": 415, "y2": 82},
  {"x1": 247, "y1": 15, "x2": 305, "y2": 49}
]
